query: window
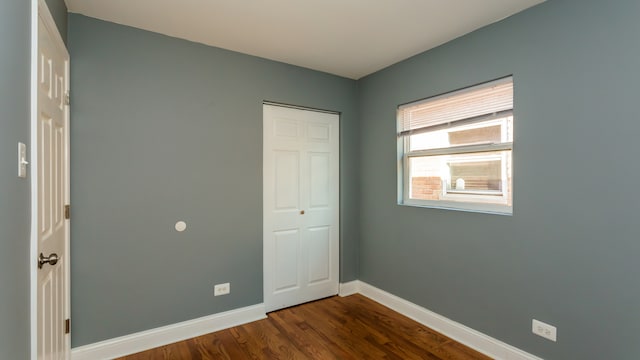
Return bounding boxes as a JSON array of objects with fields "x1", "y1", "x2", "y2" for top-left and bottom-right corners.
[{"x1": 397, "y1": 76, "x2": 513, "y2": 214}]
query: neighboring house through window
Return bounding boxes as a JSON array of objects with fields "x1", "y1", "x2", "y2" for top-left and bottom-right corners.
[{"x1": 397, "y1": 76, "x2": 514, "y2": 214}]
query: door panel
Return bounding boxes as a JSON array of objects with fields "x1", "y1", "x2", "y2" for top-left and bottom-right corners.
[
  {"x1": 307, "y1": 122, "x2": 331, "y2": 142},
  {"x1": 274, "y1": 151, "x2": 300, "y2": 210},
  {"x1": 309, "y1": 152, "x2": 330, "y2": 208},
  {"x1": 264, "y1": 104, "x2": 339, "y2": 312},
  {"x1": 39, "y1": 116, "x2": 52, "y2": 234},
  {"x1": 307, "y1": 226, "x2": 330, "y2": 284},
  {"x1": 273, "y1": 230, "x2": 300, "y2": 292},
  {"x1": 274, "y1": 118, "x2": 300, "y2": 138},
  {"x1": 36, "y1": 2, "x2": 70, "y2": 358}
]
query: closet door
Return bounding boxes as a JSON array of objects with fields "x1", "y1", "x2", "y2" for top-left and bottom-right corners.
[{"x1": 263, "y1": 104, "x2": 339, "y2": 312}]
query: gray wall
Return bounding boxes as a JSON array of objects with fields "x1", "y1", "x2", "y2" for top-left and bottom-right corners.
[
  {"x1": 68, "y1": 14, "x2": 359, "y2": 347},
  {"x1": 68, "y1": 0, "x2": 640, "y2": 357},
  {"x1": 357, "y1": 0, "x2": 640, "y2": 359},
  {"x1": 0, "y1": 1, "x2": 33, "y2": 359},
  {"x1": 45, "y1": 0, "x2": 67, "y2": 43}
]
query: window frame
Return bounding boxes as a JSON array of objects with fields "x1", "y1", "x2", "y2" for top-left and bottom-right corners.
[{"x1": 397, "y1": 77, "x2": 514, "y2": 215}]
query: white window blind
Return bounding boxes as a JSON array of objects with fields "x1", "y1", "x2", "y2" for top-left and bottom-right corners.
[{"x1": 398, "y1": 76, "x2": 513, "y2": 136}]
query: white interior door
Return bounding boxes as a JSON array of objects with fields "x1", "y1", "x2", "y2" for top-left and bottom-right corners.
[
  {"x1": 263, "y1": 104, "x2": 339, "y2": 313},
  {"x1": 35, "y1": 1, "x2": 70, "y2": 358}
]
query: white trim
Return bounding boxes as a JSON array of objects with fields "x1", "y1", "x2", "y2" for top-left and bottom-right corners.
[
  {"x1": 400, "y1": 199, "x2": 513, "y2": 216},
  {"x1": 352, "y1": 281, "x2": 542, "y2": 360},
  {"x1": 407, "y1": 142, "x2": 513, "y2": 157},
  {"x1": 338, "y1": 281, "x2": 360, "y2": 297},
  {"x1": 71, "y1": 304, "x2": 267, "y2": 360},
  {"x1": 29, "y1": 1, "x2": 38, "y2": 357}
]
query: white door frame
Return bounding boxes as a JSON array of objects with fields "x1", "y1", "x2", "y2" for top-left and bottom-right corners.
[{"x1": 30, "y1": 0, "x2": 71, "y2": 358}]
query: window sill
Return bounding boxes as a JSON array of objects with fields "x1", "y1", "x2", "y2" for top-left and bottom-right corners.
[{"x1": 399, "y1": 199, "x2": 512, "y2": 216}]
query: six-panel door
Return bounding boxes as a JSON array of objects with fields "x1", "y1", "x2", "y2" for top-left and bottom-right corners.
[
  {"x1": 263, "y1": 105, "x2": 339, "y2": 312},
  {"x1": 37, "y1": 5, "x2": 70, "y2": 359}
]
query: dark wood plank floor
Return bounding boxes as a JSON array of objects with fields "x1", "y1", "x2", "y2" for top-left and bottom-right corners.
[{"x1": 119, "y1": 294, "x2": 492, "y2": 360}]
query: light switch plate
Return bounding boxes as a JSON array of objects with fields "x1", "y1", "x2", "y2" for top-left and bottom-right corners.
[{"x1": 18, "y1": 142, "x2": 28, "y2": 178}]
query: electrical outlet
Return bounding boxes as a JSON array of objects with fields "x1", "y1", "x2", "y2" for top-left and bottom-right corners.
[
  {"x1": 532, "y1": 319, "x2": 557, "y2": 342},
  {"x1": 214, "y1": 283, "x2": 230, "y2": 296}
]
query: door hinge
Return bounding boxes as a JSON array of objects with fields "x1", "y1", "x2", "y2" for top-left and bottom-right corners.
[
  {"x1": 64, "y1": 91, "x2": 70, "y2": 106},
  {"x1": 65, "y1": 319, "x2": 70, "y2": 334},
  {"x1": 64, "y1": 204, "x2": 70, "y2": 220}
]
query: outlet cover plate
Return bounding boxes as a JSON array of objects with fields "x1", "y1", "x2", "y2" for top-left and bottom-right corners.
[
  {"x1": 214, "y1": 283, "x2": 230, "y2": 296},
  {"x1": 532, "y1": 319, "x2": 557, "y2": 341}
]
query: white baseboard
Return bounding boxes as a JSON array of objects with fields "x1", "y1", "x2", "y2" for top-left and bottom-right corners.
[
  {"x1": 71, "y1": 304, "x2": 267, "y2": 360},
  {"x1": 351, "y1": 281, "x2": 542, "y2": 360},
  {"x1": 72, "y1": 283, "x2": 540, "y2": 360},
  {"x1": 338, "y1": 280, "x2": 360, "y2": 297}
]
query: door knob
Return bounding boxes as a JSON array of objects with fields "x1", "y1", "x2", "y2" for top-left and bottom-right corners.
[{"x1": 38, "y1": 253, "x2": 59, "y2": 269}]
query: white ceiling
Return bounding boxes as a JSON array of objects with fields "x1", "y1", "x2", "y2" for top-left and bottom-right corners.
[{"x1": 64, "y1": 0, "x2": 544, "y2": 79}]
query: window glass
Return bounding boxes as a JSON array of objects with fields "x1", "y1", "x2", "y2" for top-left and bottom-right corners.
[{"x1": 398, "y1": 77, "x2": 513, "y2": 214}]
